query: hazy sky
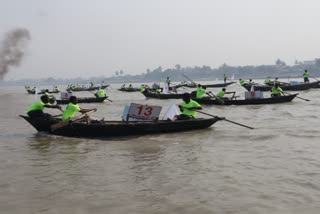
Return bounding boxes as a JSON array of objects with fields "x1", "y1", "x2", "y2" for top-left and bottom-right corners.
[{"x1": 1, "y1": 0, "x2": 320, "y2": 80}]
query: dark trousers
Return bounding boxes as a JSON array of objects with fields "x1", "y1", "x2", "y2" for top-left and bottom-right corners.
[{"x1": 28, "y1": 110, "x2": 52, "y2": 120}]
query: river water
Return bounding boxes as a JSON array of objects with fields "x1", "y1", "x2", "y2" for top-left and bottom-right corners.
[{"x1": 1, "y1": 81, "x2": 320, "y2": 214}]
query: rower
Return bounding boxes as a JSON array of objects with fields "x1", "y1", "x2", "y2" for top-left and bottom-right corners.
[
  {"x1": 274, "y1": 77, "x2": 279, "y2": 85},
  {"x1": 140, "y1": 84, "x2": 146, "y2": 92},
  {"x1": 271, "y1": 84, "x2": 284, "y2": 97},
  {"x1": 128, "y1": 84, "x2": 133, "y2": 89},
  {"x1": 303, "y1": 70, "x2": 310, "y2": 83},
  {"x1": 264, "y1": 77, "x2": 271, "y2": 85},
  {"x1": 223, "y1": 74, "x2": 228, "y2": 83},
  {"x1": 248, "y1": 79, "x2": 254, "y2": 85},
  {"x1": 216, "y1": 88, "x2": 236, "y2": 100},
  {"x1": 173, "y1": 93, "x2": 202, "y2": 120},
  {"x1": 239, "y1": 78, "x2": 245, "y2": 86},
  {"x1": 156, "y1": 87, "x2": 162, "y2": 93},
  {"x1": 53, "y1": 86, "x2": 60, "y2": 92},
  {"x1": 62, "y1": 96, "x2": 97, "y2": 121},
  {"x1": 166, "y1": 76, "x2": 171, "y2": 87},
  {"x1": 90, "y1": 82, "x2": 94, "y2": 88},
  {"x1": 95, "y1": 89, "x2": 106, "y2": 98},
  {"x1": 44, "y1": 89, "x2": 50, "y2": 98},
  {"x1": 27, "y1": 95, "x2": 62, "y2": 119},
  {"x1": 121, "y1": 84, "x2": 126, "y2": 89},
  {"x1": 196, "y1": 84, "x2": 206, "y2": 99}
]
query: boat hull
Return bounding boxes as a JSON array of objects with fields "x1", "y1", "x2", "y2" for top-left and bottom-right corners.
[
  {"x1": 242, "y1": 81, "x2": 320, "y2": 91},
  {"x1": 20, "y1": 116, "x2": 220, "y2": 138},
  {"x1": 67, "y1": 85, "x2": 109, "y2": 92},
  {"x1": 56, "y1": 97, "x2": 107, "y2": 104},
  {"x1": 192, "y1": 94, "x2": 297, "y2": 105},
  {"x1": 184, "y1": 82, "x2": 234, "y2": 88}
]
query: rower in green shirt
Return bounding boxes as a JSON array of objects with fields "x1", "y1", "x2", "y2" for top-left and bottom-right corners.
[
  {"x1": 95, "y1": 89, "x2": 106, "y2": 98},
  {"x1": 196, "y1": 84, "x2": 207, "y2": 98},
  {"x1": 27, "y1": 95, "x2": 62, "y2": 119},
  {"x1": 239, "y1": 79, "x2": 245, "y2": 86},
  {"x1": 303, "y1": 70, "x2": 310, "y2": 83},
  {"x1": 173, "y1": 93, "x2": 202, "y2": 120},
  {"x1": 62, "y1": 96, "x2": 97, "y2": 121},
  {"x1": 216, "y1": 88, "x2": 236, "y2": 100},
  {"x1": 223, "y1": 74, "x2": 228, "y2": 83},
  {"x1": 140, "y1": 84, "x2": 146, "y2": 92},
  {"x1": 271, "y1": 84, "x2": 284, "y2": 97},
  {"x1": 264, "y1": 77, "x2": 271, "y2": 85}
]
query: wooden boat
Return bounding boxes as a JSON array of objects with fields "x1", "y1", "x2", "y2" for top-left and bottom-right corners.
[
  {"x1": 26, "y1": 89, "x2": 60, "y2": 95},
  {"x1": 66, "y1": 85, "x2": 109, "y2": 92},
  {"x1": 118, "y1": 88, "x2": 140, "y2": 92},
  {"x1": 242, "y1": 81, "x2": 320, "y2": 91},
  {"x1": 20, "y1": 116, "x2": 220, "y2": 138},
  {"x1": 142, "y1": 91, "x2": 184, "y2": 99},
  {"x1": 184, "y1": 82, "x2": 234, "y2": 88},
  {"x1": 192, "y1": 94, "x2": 297, "y2": 105},
  {"x1": 56, "y1": 97, "x2": 107, "y2": 104}
]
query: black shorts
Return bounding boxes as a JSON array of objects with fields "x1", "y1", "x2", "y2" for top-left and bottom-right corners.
[
  {"x1": 28, "y1": 110, "x2": 52, "y2": 120},
  {"x1": 177, "y1": 114, "x2": 194, "y2": 120}
]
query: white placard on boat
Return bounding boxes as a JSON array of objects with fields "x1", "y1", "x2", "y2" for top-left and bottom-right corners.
[{"x1": 127, "y1": 103, "x2": 162, "y2": 121}]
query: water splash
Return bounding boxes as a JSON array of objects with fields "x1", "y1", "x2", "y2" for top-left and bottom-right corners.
[{"x1": 0, "y1": 28, "x2": 31, "y2": 80}]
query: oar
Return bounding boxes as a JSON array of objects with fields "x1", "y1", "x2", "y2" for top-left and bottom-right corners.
[
  {"x1": 206, "y1": 91, "x2": 224, "y2": 104},
  {"x1": 51, "y1": 109, "x2": 97, "y2": 132},
  {"x1": 311, "y1": 76, "x2": 320, "y2": 81},
  {"x1": 283, "y1": 91, "x2": 310, "y2": 102},
  {"x1": 182, "y1": 73, "x2": 197, "y2": 86},
  {"x1": 195, "y1": 110, "x2": 254, "y2": 129}
]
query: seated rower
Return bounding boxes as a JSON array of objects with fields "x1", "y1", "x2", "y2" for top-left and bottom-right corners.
[
  {"x1": 140, "y1": 84, "x2": 146, "y2": 92},
  {"x1": 216, "y1": 88, "x2": 236, "y2": 100},
  {"x1": 128, "y1": 84, "x2": 133, "y2": 89},
  {"x1": 53, "y1": 86, "x2": 60, "y2": 92},
  {"x1": 62, "y1": 96, "x2": 97, "y2": 122},
  {"x1": 303, "y1": 70, "x2": 310, "y2": 83},
  {"x1": 121, "y1": 84, "x2": 126, "y2": 89},
  {"x1": 196, "y1": 84, "x2": 207, "y2": 99},
  {"x1": 264, "y1": 77, "x2": 272, "y2": 85},
  {"x1": 271, "y1": 84, "x2": 284, "y2": 97},
  {"x1": 248, "y1": 79, "x2": 254, "y2": 85},
  {"x1": 156, "y1": 87, "x2": 162, "y2": 93},
  {"x1": 27, "y1": 95, "x2": 62, "y2": 119},
  {"x1": 173, "y1": 93, "x2": 202, "y2": 121},
  {"x1": 95, "y1": 89, "x2": 106, "y2": 98},
  {"x1": 239, "y1": 79, "x2": 245, "y2": 86}
]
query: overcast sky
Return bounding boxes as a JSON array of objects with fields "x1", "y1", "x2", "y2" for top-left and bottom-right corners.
[{"x1": 1, "y1": 0, "x2": 320, "y2": 80}]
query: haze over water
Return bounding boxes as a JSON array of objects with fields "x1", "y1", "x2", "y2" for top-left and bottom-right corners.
[{"x1": 1, "y1": 81, "x2": 320, "y2": 213}]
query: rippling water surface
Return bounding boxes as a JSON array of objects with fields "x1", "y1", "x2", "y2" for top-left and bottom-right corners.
[{"x1": 1, "y1": 81, "x2": 320, "y2": 214}]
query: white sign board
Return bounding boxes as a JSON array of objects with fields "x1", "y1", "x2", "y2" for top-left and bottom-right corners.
[
  {"x1": 127, "y1": 103, "x2": 162, "y2": 121},
  {"x1": 245, "y1": 91, "x2": 264, "y2": 99}
]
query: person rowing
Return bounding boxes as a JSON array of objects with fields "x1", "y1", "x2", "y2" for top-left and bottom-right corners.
[
  {"x1": 196, "y1": 84, "x2": 207, "y2": 99},
  {"x1": 62, "y1": 96, "x2": 97, "y2": 122},
  {"x1": 271, "y1": 84, "x2": 285, "y2": 97},
  {"x1": 173, "y1": 93, "x2": 202, "y2": 121},
  {"x1": 121, "y1": 84, "x2": 126, "y2": 89},
  {"x1": 248, "y1": 79, "x2": 254, "y2": 85},
  {"x1": 239, "y1": 78, "x2": 245, "y2": 86},
  {"x1": 223, "y1": 74, "x2": 228, "y2": 83},
  {"x1": 216, "y1": 88, "x2": 236, "y2": 100},
  {"x1": 303, "y1": 69, "x2": 310, "y2": 83},
  {"x1": 264, "y1": 77, "x2": 272, "y2": 85},
  {"x1": 95, "y1": 89, "x2": 107, "y2": 98},
  {"x1": 27, "y1": 95, "x2": 62, "y2": 119}
]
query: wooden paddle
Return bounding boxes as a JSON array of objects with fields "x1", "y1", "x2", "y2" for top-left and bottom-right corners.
[
  {"x1": 206, "y1": 91, "x2": 225, "y2": 104},
  {"x1": 51, "y1": 109, "x2": 97, "y2": 132},
  {"x1": 194, "y1": 110, "x2": 254, "y2": 129},
  {"x1": 283, "y1": 92, "x2": 310, "y2": 102},
  {"x1": 182, "y1": 73, "x2": 197, "y2": 86}
]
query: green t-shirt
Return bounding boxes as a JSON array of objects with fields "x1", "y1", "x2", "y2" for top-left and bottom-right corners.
[
  {"x1": 271, "y1": 87, "x2": 283, "y2": 95},
  {"x1": 216, "y1": 91, "x2": 225, "y2": 98},
  {"x1": 140, "y1": 86, "x2": 145, "y2": 92},
  {"x1": 239, "y1": 80, "x2": 244, "y2": 86},
  {"x1": 303, "y1": 72, "x2": 309, "y2": 77},
  {"x1": 27, "y1": 101, "x2": 45, "y2": 113},
  {"x1": 180, "y1": 100, "x2": 201, "y2": 117},
  {"x1": 196, "y1": 87, "x2": 206, "y2": 98},
  {"x1": 62, "y1": 103, "x2": 81, "y2": 121},
  {"x1": 97, "y1": 90, "x2": 106, "y2": 98}
]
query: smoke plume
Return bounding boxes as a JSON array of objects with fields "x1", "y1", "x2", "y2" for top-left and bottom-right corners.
[{"x1": 0, "y1": 28, "x2": 31, "y2": 80}]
